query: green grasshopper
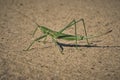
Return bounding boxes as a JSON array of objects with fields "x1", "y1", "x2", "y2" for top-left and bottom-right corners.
[
  {"x1": 25, "y1": 19, "x2": 89, "y2": 52},
  {"x1": 24, "y1": 19, "x2": 112, "y2": 53},
  {"x1": 12, "y1": 8, "x2": 112, "y2": 53}
]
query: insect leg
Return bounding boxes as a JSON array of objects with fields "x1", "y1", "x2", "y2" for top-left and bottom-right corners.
[
  {"x1": 32, "y1": 24, "x2": 42, "y2": 37},
  {"x1": 52, "y1": 38, "x2": 64, "y2": 54},
  {"x1": 24, "y1": 34, "x2": 47, "y2": 51},
  {"x1": 59, "y1": 20, "x2": 75, "y2": 33},
  {"x1": 58, "y1": 18, "x2": 90, "y2": 46},
  {"x1": 74, "y1": 20, "x2": 78, "y2": 49},
  {"x1": 79, "y1": 18, "x2": 90, "y2": 45},
  {"x1": 32, "y1": 27, "x2": 38, "y2": 37},
  {"x1": 43, "y1": 36, "x2": 48, "y2": 44},
  {"x1": 58, "y1": 19, "x2": 80, "y2": 48}
]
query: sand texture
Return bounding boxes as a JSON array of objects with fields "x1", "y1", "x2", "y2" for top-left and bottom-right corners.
[{"x1": 0, "y1": 0, "x2": 120, "y2": 80}]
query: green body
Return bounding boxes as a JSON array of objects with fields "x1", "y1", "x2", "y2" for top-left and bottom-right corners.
[
  {"x1": 39, "y1": 25, "x2": 111, "y2": 41},
  {"x1": 40, "y1": 26, "x2": 85, "y2": 41}
]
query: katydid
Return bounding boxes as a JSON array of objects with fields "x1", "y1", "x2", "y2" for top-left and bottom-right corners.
[
  {"x1": 24, "y1": 19, "x2": 112, "y2": 53},
  {"x1": 11, "y1": 8, "x2": 112, "y2": 53}
]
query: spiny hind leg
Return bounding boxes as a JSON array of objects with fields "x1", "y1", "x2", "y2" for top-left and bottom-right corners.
[
  {"x1": 70, "y1": 18, "x2": 90, "y2": 45},
  {"x1": 59, "y1": 19, "x2": 76, "y2": 33},
  {"x1": 58, "y1": 19, "x2": 79, "y2": 48},
  {"x1": 58, "y1": 19, "x2": 90, "y2": 48},
  {"x1": 78, "y1": 18, "x2": 90, "y2": 45}
]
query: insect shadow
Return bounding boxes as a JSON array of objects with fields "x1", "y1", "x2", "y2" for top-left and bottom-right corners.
[{"x1": 57, "y1": 42, "x2": 120, "y2": 51}]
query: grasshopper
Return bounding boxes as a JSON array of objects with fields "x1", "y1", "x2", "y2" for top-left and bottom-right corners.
[
  {"x1": 25, "y1": 19, "x2": 112, "y2": 53},
  {"x1": 11, "y1": 8, "x2": 112, "y2": 53}
]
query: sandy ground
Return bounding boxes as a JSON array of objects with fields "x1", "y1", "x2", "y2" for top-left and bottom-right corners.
[{"x1": 0, "y1": 0, "x2": 120, "y2": 80}]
